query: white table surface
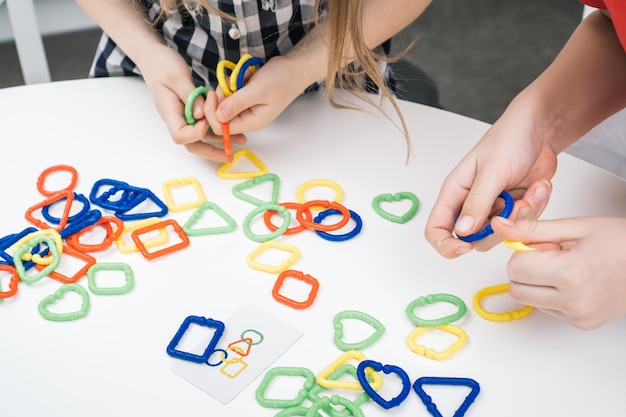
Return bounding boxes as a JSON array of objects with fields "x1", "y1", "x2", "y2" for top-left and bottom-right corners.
[{"x1": 1, "y1": 77, "x2": 626, "y2": 417}]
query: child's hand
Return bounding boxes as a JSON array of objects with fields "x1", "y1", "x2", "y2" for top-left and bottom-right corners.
[
  {"x1": 207, "y1": 55, "x2": 307, "y2": 134},
  {"x1": 141, "y1": 45, "x2": 246, "y2": 162},
  {"x1": 492, "y1": 215, "x2": 626, "y2": 329},
  {"x1": 424, "y1": 107, "x2": 558, "y2": 258}
]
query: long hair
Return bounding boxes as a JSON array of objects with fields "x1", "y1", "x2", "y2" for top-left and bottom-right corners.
[{"x1": 155, "y1": 0, "x2": 411, "y2": 152}]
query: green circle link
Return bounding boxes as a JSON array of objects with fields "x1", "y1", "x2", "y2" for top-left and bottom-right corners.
[
  {"x1": 185, "y1": 86, "x2": 210, "y2": 125},
  {"x1": 243, "y1": 204, "x2": 290, "y2": 242}
]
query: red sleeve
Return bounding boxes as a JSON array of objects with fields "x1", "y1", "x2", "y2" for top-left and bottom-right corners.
[
  {"x1": 579, "y1": 0, "x2": 626, "y2": 51},
  {"x1": 579, "y1": 0, "x2": 606, "y2": 8}
]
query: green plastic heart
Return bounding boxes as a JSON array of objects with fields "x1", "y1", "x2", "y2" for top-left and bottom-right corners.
[
  {"x1": 38, "y1": 283, "x2": 90, "y2": 321},
  {"x1": 232, "y1": 173, "x2": 280, "y2": 206},
  {"x1": 333, "y1": 309, "x2": 385, "y2": 351},
  {"x1": 182, "y1": 201, "x2": 237, "y2": 236},
  {"x1": 372, "y1": 192, "x2": 419, "y2": 224}
]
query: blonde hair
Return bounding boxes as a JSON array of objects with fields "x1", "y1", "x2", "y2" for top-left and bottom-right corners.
[{"x1": 156, "y1": 0, "x2": 411, "y2": 152}]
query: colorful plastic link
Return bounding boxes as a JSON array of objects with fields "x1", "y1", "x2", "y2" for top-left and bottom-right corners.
[
  {"x1": 457, "y1": 190, "x2": 514, "y2": 242},
  {"x1": 243, "y1": 203, "x2": 291, "y2": 242},
  {"x1": 307, "y1": 363, "x2": 372, "y2": 417},
  {"x1": 131, "y1": 218, "x2": 190, "y2": 260},
  {"x1": 36, "y1": 164, "x2": 78, "y2": 196},
  {"x1": 272, "y1": 269, "x2": 319, "y2": 310},
  {"x1": 246, "y1": 240, "x2": 301, "y2": 274},
  {"x1": 14, "y1": 228, "x2": 64, "y2": 266},
  {"x1": 217, "y1": 149, "x2": 269, "y2": 179},
  {"x1": 13, "y1": 234, "x2": 62, "y2": 284},
  {"x1": 0, "y1": 264, "x2": 19, "y2": 299},
  {"x1": 115, "y1": 217, "x2": 169, "y2": 254},
  {"x1": 296, "y1": 200, "x2": 351, "y2": 232},
  {"x1": 356, "y1": 359, "x2": 411, "y2": 409},
  {"x1": 472, "y1": 283, "x2": 534, "y2": 322},
  {"x1": 264, "y1": 202, "x2": 310, "y2": 235},
  {"x1": 306, "y1": 397, "x2": 365, "y2": 417},
  {"x1": 232, "y1": 173, "x2": 281, "y2": 206},
  {"x1": 217, "y1": 54, "x2": 264, "y2": 96},
  {"x1": 413, "y1": 376, "x2": 480, "y2": 417},
  {"x1": 162, "y1": 177, "x2": 207, "y2": 212},
  {"x1": 65, "y1": 215, "x2": 123, "y2": 252},
  {"x1": 41, "y1": 192, "x2": 90, "y2": 225},
  {"x1": 38, "y1": 283, "x2": 90, "y2": 322},
  {"x1": 406, "y1": 324, "x2": 468, "y2": 360},
  {"x1": 25, "y1": 189, "x2": 75, "y2": 231},
  {"x1": 166, "y1": 315, "x2": 225, "y2": 363},
  {"x1": 184, "y1": 86, "x2": 210, "y2": 125},
  {"x1": 333, "y1": 310, "x2": 385, "y2": 351},
  {"x1": 255, "y1": 366, "x2": 316, "y2": 408},
  {"x1": 317, "y1": 350, "x2": 383, "y2": 391},
  {"x1": 36, "y1": 244, "x2": 96, "y2": 284},
  {"x1": 314, "y1": 208, "x2": 362, "y2": 242},
  {"x1": 182, "y1": 201, "x2": 237, "y2": 236},
  {"x1": 405, "y1": 293, "x2": 467, "y2": 327},
  {"x1": 87, "y1": 262, "x2": 134, "y2": 295},
  {"x1": 503, "y1": 240, "x2": 536, "y2": 252},
  {"x1": 372, "y1": 192, "x2": 420, "y2": 224},
  {"x1": 296, "y1": 179, "x2": 344, "y2": 206}
]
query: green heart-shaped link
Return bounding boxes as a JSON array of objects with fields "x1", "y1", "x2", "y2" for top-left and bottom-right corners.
[
  {"x1": 333, "y1": 309, "x2": 385, "y2": 351},
  {"x1": 372, "y1": 192, "x2": 419, "y2": 224},
  {"x1": 38, "y1": 283, "x2": 90, "y2": 321}
]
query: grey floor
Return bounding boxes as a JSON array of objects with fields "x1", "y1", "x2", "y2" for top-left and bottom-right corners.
[{"x1": 0, "y1": 0, "x2": 584, "y2": 124}]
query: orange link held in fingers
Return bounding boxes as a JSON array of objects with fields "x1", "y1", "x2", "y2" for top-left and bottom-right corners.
[{"x1": 222, "y1": 122, "x2": 232, "y2": 158}]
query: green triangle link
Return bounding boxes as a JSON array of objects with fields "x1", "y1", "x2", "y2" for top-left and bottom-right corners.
[
  {"x1": 182, "y1": 201, "x2": 237, "y2": 236},
  {"x1": 232, "y1": 173, "x2": 280, "y2": 206}
]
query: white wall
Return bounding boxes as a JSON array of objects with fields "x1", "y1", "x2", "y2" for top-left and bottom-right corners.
[{"x1": 0, "y1": 0, "x2": 96, "y2": 43}]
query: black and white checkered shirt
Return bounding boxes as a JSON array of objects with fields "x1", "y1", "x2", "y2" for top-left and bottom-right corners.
[{"x1": 90, "y1": 0, "x2": 395, "y2": 93}]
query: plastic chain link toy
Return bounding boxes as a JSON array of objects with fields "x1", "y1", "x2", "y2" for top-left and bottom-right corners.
[
  {"x1": 472, "y1": 283, "x2": 534, "y2": 322},
  {"x1": 272, "y1": 270, "x2": 319, "y2": 310},
  {"x1": 356, "y1": 359, "x2": 411, "y2": 409},
  {"x1": 413, "y1": 376, "x2": 480, "y2": 417},
  {"x1": 166, "y1": 315, "x2": 225, "y2": 363},
  {"x1": 184, "y1": 86, "x2": 232, "y2": 158},
  {"x1": 372, "y1": 192, "x2": 420, "y2": 224},
  {"x1": 456, "y1": 190, "x2": 514, "y2": 242},
  {"x1": 405, "y1": 293, "x2": 467, "y2": 327},
  {"x1": 332, "y1": 310, "x2": 385, "y2": 351}
]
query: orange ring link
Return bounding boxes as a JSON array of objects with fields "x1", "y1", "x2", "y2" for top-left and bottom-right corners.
[{"x1": 295, "y1": 200, "x2": 351, "y2": 232}]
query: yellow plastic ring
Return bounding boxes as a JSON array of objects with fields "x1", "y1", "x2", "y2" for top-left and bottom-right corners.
[
  {"x1": 472, "y1": 283, "x2": 534, "y2": 322},
  {"x1": 216, "y1": 59, "x2": 237, "y2": 97}
]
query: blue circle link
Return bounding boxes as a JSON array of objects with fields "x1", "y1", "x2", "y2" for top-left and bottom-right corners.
[
  {"x1": 314, "y1": 209, "x2": 362, "y2": 242},
  {"x1": 456, "y1": 191, "x2": 514, "y2": 243}
]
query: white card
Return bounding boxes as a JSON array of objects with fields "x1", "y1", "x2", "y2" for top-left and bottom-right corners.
[{"x1": 170, "y1": 303, "x2": 303, "y2": 404}]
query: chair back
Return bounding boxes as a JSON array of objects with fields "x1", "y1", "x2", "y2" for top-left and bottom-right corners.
[{"x1": 4, "y1": 0, "x2": 51, "y2": 84}]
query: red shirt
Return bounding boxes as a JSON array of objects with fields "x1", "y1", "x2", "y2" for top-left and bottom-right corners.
[{"x1": 581, "y1": 0, "x2": 626, "y2": 50}]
